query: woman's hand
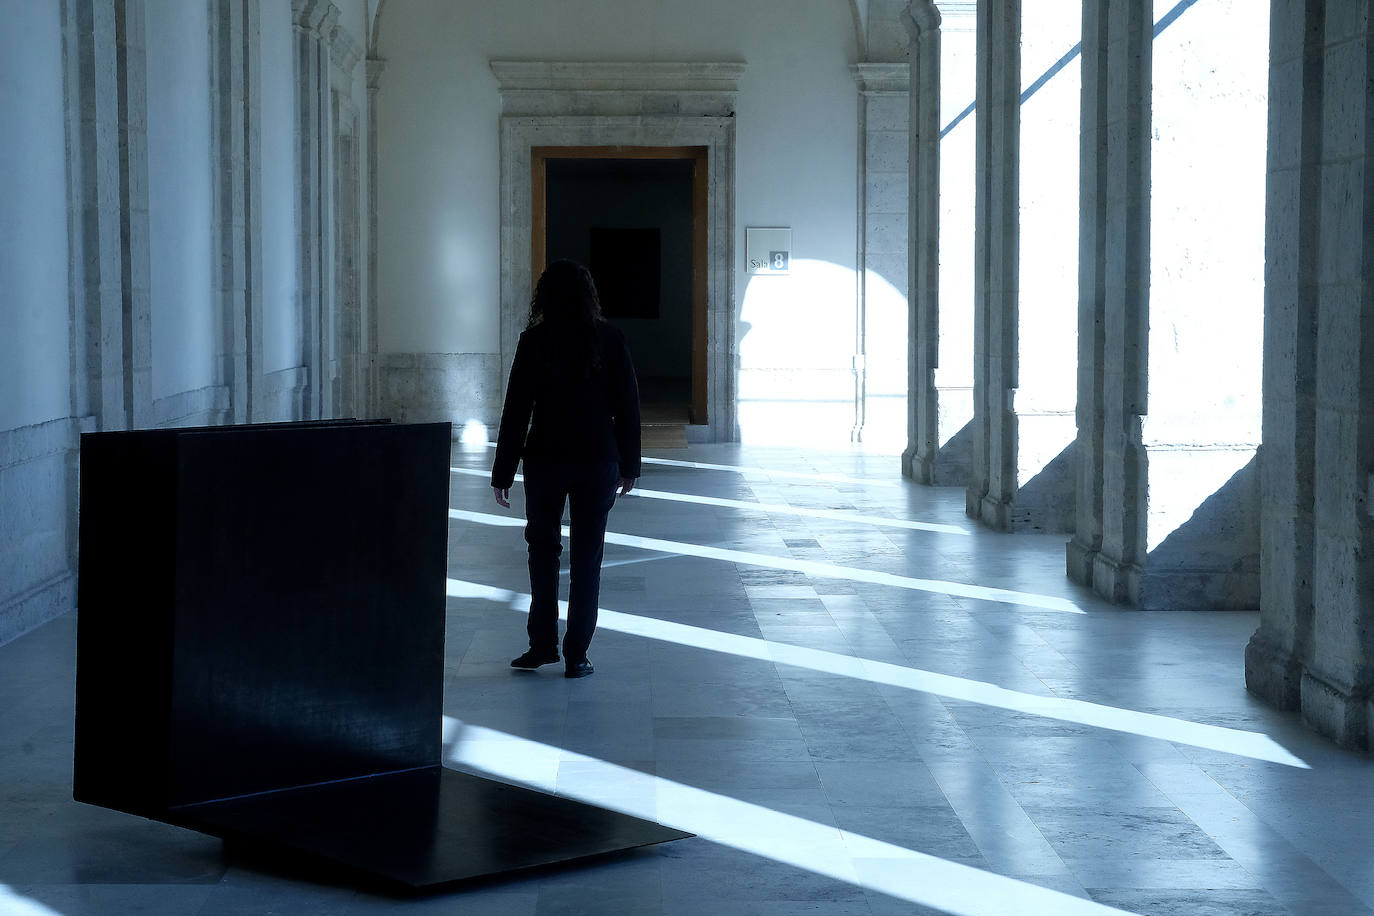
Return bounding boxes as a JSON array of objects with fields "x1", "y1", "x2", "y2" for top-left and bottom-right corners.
[
  {"x1": 616, "y1": 478, "x2": 636, "y2": 498},
  {"x1": 493, "y1": 486, "x2": 511, "y2": 509}
]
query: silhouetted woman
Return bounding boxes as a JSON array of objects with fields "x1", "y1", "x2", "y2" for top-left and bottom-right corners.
[{"x1": 491, "y1": 259, "x2": 640, "y2": 678}]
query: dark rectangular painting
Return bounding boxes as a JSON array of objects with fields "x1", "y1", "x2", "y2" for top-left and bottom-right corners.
[{"x1": 589, "y1": 226, "x2": 660, "y2": 319}]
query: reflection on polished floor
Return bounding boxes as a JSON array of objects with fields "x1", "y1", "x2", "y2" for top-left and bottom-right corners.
[{"x1": 2, "y1": 443, "x2": 1373, "y2": 915}]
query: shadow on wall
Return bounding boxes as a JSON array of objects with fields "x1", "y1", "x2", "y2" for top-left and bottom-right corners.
[
  {"x1": 929, "y1": 419, "x2": 974, "y2": 487},
  {"x1": 1143, "y1": 452, "x2": 1260, "y2": 610},
  {"x1": 1013, "y1": 439, "x2": 1078, "y2": 533}
]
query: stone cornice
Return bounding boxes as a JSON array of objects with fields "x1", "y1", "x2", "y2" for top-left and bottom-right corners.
[
  {"x1": 489, "y1": 61, "x2": 746, "y2": 94},
  {"x1": 852, "y1": 62, "x2": 909, "y2": 93}
]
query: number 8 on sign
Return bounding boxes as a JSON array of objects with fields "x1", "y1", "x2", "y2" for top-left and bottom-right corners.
[{"x1": 769, "y1": 251, "x2": 789, "y2": 272}]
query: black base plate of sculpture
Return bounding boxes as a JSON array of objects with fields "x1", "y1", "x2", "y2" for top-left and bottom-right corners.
[
  {"x1": 74, "y1": 420, "x2": 690, "y2": 892},
  {"x1": 173, "y1": 766, "x2": 691, "y2": 890}
]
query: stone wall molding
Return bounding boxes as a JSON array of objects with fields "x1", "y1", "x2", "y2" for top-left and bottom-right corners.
[
  {"x1": 493, "y1": 62, "x2": 742, "y2": 441},
  {"x1": 490, "y1": 60, "x2": 746, "y2": 95}
]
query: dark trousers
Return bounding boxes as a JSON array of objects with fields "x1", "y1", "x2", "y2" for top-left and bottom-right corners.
[{"x1": 522, "y1": 460, "x2": 618, "y2": 663}]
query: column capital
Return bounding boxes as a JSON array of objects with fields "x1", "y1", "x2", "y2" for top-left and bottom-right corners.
[
  {"x1": 903, "y1": 0, "x2": 940, "y2": 35},
  {"x1": 852, "y1": 61, "x2": 910, "y2": 93}
]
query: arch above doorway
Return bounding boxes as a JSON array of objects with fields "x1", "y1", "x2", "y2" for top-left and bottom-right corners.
[{"x1": 492, "y1": 61, "x2": 743, "y2": 442}]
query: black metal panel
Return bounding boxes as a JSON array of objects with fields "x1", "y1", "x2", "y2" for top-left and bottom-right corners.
[
  {"x1": 74, "y1": 419, "x2": 438, "y2": 816},
  {"x1": 166, "y1": 422, "x2": 449, "y2": 806},
  {"x1": 73, "y1": 419, "x2": 691, "y2": 889},
  {"x1": 176, "y1": 766, "x2": 693, "y2": 890}
]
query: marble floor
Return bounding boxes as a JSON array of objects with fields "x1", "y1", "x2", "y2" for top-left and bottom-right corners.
[{"x1": 2, "y1": 443, "x2": 1372, "y2": 915}]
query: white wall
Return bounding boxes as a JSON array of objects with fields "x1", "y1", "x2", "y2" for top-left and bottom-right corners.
[
  {"x1": 261, "y1": 0, "x2": 300, "y2": 374},
  {"x1": 146, "y1": 0, "x2": 216, "y2": 401},
  {"x1": 0, "y1": 0, "x2": 70, "y2": 432},
  {"x1": 377, "y1": 0, "x2": 861, "y2": 440}
]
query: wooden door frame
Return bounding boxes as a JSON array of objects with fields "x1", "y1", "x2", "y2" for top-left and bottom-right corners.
[{"x1": 531, "y1": 146, "x2": 709, "y2": 425}]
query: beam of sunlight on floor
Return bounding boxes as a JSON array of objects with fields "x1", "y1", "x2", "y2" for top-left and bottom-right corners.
[
  {"x1": 448, "y1": 507, "x2": 1086, "y2": 614},
  {"x1": 439, "y1": 717, "x2": 1136, "y2": 916},
  {"x1": 445, "y1": 578, "x2": 1309, "y2": 769},
  {"x1": 475, "y1": 443, "x2": 905, "y2": 487},
  {"x1": 0, "y1": 887, "x2": 63, "y2": 916},
  {"x1": 560, "y1": 553, "x2": 681, "y2": 576},
  {"x1": 450, "y1": 467, "x2": 970, "y2": 535}
]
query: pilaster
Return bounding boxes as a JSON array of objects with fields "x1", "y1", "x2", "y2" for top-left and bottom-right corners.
[
  {"x1": 365, "y1": 56, "x2": 384, "y2": 418},
  {"x1": 852, "y1": 62, "x2": 910, "y2": 449},
  {"x1": 902, "y1": 1, "x2": 942, "y2": 482},
  {"x1": 115, "y1": 0, "x2": 153, "y2": 428}
]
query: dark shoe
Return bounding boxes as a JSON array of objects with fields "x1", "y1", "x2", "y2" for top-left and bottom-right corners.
[
  {"x1": 511, "y1": 649, "x2": 560, "y2": 669},
  {"x1": 564, "y1": 659, "x2": 594, "y2": 679}
]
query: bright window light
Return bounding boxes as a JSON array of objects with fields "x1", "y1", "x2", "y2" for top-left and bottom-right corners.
[
  {"x1": 448, "y1": 507, "x2": 1086, "y2": 613},
  {"x1": 446, "y1": 578, "x2": 1309, "y2": 770},
  {"x1": 441, "y1": 717, "x2": 1136, "y2": 916}
]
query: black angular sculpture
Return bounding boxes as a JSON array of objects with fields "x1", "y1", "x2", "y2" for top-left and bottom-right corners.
[{"x1": 74, "y1": 419, "x2": 689, "y2": 890}]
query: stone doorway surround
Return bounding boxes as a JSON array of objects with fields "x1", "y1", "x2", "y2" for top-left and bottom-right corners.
[{"x1": 491, "y1": 61, "x2": 743, "y2": 442}]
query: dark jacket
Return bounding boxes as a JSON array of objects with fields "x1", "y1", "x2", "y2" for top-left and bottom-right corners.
[{"x1": 491, "y1": 320, "x2": 641, "y2": 489}]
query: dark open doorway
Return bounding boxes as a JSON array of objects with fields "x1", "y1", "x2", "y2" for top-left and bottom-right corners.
[{"x1": 533, "y1": 147, "x2": 708, "y2": 434}]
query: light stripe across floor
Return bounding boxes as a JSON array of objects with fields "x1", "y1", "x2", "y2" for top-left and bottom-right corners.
[
  {"x1": 451, "y1": 466, "x2": 970, "y2": 535},
  {"x1": 446, "y1": 577, "x2": 1309, "y2": 768},
  {"x1": 449, "y1": 507, "x2": 1084, "y2": 613}
]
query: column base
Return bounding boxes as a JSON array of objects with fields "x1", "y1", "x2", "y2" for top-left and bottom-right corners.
[
  {"x1": 1091, "y1": 550, "x2": 1142, "y2": 606},
  {"x1": 1138, "y1": 566, "x2": 1260, "y2": 611},
  {"x1": 1066, "y1": 537, "x2": 1097, "y2": 587},
  {"x1": 1300, "y1": 668, "x2": 1372, "y2": 752},
  {"x1": 974, "y1": 494, "x2": 1012, "y2": 531},
  {"x1": 1243, "y1": 632, "x2": 1302, "y2": 711}
]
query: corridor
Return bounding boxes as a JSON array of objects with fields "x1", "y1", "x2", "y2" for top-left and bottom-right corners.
[{"x1": 2, "y1": 445, "x2": 1371, "y2": 915}]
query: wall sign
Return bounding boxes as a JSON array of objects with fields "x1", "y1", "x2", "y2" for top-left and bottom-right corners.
[{"x1": 746, "y1": 227, "x2": 792, "y2": 276}]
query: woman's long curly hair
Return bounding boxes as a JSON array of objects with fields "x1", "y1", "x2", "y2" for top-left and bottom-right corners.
[{"x1": 527, "y1": 259, "x2": 604, "y2": 376}]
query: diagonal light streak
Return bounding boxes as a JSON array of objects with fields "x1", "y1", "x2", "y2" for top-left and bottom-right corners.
[
  {"x1": 451, "y1": 466, "x2": 970, "y2": 535},
  {"x1": 560, "y1": 553, "x2": 680, "y2": 576},
  {"x1": 448, "y1": 507, "x2": 1086, "y2": 614},
  {"x1": 442, "y1": 717, "x2": 1137, "y2": 916},
  {"x1": 474, "y1": 443, "x2": 905, "y2": 487},
  {"x1": 637, "y1": 454, "x2": 906, "y2": 487},
  {"x1": 446, "y1": 578, "x2": 1310, "y2": 770}
]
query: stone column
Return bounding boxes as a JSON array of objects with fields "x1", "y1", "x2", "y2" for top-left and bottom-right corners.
[
  {"x1": 1250, "y1": 0, "x2": 1374, "y2": 751},
  {"x1": 968, "y1": 0, "x2": 1019, "y2": 528},
  {"x1": 853, "y1": 62, "x2": 910, "y2": 451},
  {"x1": 1066, "y1": 0, "x2": 1151, "y2": 603},
  {"x1": 1066, "y1": 0, "x2": 1108, "y2": 586},
  {"x1": 1306, "y1": 0, "x2": 1374, "y2": 745}
]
